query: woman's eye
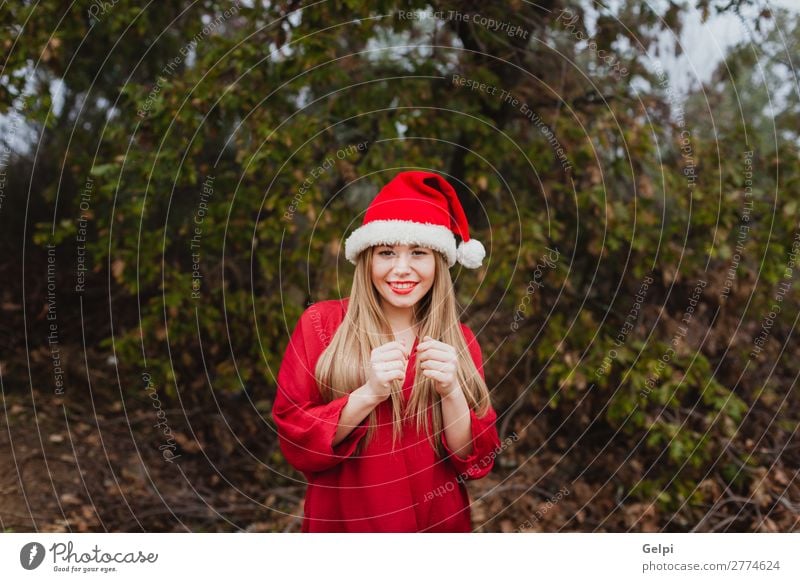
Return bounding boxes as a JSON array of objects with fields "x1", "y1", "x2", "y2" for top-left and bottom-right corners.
[{"x1": 378, "y1": 249, "x2": 426, "y2": 256}]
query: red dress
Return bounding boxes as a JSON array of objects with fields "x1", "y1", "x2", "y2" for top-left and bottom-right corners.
[{"x1": 272, "y1": 298, "x2": 501, "y2": 532}]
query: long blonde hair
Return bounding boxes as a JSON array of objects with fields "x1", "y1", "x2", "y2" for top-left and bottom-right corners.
[{"x1": 314, "y1": 246, "x2": 491, "y2": 456}]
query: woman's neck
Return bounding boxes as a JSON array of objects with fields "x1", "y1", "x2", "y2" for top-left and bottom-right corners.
[{"x1": 380, "y1": 300, "x2": 416, "y2": 334}]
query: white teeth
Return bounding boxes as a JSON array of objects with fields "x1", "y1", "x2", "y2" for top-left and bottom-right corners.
[{"x1": 390, "y1": 282, "x2": 416, "y2": 289}]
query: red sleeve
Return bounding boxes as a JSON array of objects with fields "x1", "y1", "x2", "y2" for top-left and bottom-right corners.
[
  {"x1": 272, "y1": 306, "x2": 368, "y2": 475},
  {"x1": 440, "y1": 324, "x2": 502, "y2": 480}
]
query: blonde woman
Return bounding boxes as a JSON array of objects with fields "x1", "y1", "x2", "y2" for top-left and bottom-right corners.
[{"x1": 272, "y1": 171, "x2": 500, "y2": 532}]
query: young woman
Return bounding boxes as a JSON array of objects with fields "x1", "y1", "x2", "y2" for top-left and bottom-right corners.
[{"x1": 272, "y1": 170, "x2": 500, "y2": 532}]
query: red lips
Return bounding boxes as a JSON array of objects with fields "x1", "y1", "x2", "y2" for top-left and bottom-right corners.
[{"x1": 387, "y1": 281, "x2": 419, "y2": 295}]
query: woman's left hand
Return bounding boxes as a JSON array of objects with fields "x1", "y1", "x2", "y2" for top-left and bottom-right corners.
[{"x1": 416, "y1": 335, "x2": 461, "y2": 397}]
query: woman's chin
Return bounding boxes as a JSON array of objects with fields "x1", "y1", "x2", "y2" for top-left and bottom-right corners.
[
  {"x1": 380, "y1": 292, "x2": 419, "y2": 309},
  {"x1": 386, "y1": 297, "x2": 415, "y2": 308}
]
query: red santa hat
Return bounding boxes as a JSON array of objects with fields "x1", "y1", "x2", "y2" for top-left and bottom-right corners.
[{"x1": 344, "y1": 171, "x2": 486, "y2": 269}]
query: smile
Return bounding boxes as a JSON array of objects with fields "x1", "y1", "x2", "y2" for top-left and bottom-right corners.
[{"x1": 388, "y1": 281, "x2": 419, "y2": 294}]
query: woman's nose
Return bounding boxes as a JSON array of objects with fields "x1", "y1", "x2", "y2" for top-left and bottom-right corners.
[{"x1": 393, "y1": 254, "x2": 412, "y2": 272}]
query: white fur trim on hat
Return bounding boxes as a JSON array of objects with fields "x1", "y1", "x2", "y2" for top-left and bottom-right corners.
[
  {"x1": 456, "y1": 238, "x2": 486, "y2": 269},
  {"x1": 344, "y1": 220, "x2": 457, "y2": 266}
]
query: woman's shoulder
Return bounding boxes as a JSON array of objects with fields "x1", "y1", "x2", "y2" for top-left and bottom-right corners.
[
  {"x1": 301, "y1": 297, "x2": 349, "y2": 322},
  {"x1": 295, "y1": 298, "x2": 349, "y2": 345},
  {"x1": 457, "y1": 321, "x2": 483, "y2": 361},
  {"x1": 458, "y1": 320, "x2": 478, "y2": 341}
]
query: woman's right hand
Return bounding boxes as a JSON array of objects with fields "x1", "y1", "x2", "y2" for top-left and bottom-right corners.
[{"x1": 364, "y1": 340, "x2": 409, "y2": 402}]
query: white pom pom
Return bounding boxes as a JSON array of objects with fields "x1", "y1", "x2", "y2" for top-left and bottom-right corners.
[{"x1": 456, "y1": 239, "x2": 485, "y2": 269}]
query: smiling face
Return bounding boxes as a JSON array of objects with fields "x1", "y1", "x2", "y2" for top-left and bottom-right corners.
[{"x1": 370, "y1": 244, "x2": 436, "y2": 311}]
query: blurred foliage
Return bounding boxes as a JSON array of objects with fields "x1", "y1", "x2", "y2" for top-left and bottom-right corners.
[{"x1": 1, "y1": 0, "x2": 798, "y2": 529}]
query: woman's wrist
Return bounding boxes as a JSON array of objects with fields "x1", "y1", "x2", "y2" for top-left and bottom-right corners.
[
  {"x1": 332, "y1": 384, "x2": 383, "y2": 447},
  {"x1": 355, "y1": 382, "x2": 388, "y2": 407},
  {"x1": 439, "y1": 383, "x2": 465, "y2": 404}
]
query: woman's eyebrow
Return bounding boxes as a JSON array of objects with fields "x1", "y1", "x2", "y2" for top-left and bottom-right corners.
[{"x1": 376, "y1": 245, "x2": 427, "y2": 251}]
